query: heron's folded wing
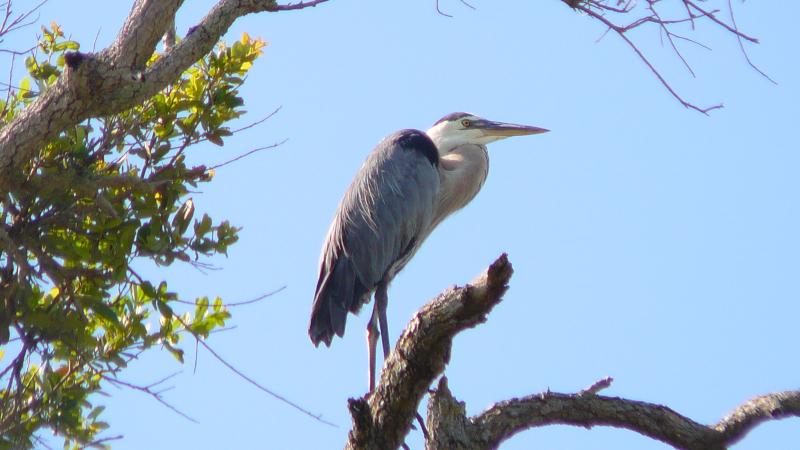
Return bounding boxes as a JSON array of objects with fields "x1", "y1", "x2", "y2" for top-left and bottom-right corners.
[{"x1": 309, "y1": 130, "x2": 440, "y2": 345}]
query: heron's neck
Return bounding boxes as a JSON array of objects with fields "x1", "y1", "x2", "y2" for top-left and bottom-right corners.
[
  {"x1": 433, "y1": 144, "x2": 489, "y2": 227},
  {"x1": 426, "y1": 127, "x2": 466, "y2": 155}
]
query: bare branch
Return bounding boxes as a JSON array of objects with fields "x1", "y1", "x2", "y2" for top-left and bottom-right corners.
[
  {"x1": 564, "y1": 0, "x2": 771, "y2": 113},
  {"x1": 571, "y1": 1, "x2": 723, "y2": 114},
  {"x1": 345, "y1": 254, "x2": 513, "y2": 450},
  {"x1": 208, "y1": 139, "x2": 287, "y2": 170},
  {"x1": 723, "y1": 0, "x2": 776, "y2": 85},
  {"x1": 435, "y1": 0, "x2": 477, "y2": 18},
  {"x1": 0, "y1": 0, "x2": 47, "y2": 39},
  {"x1": 579, "y1": 376, "x2": 613, "y2": 395},
  {"x1": 715, "y1": 391, "x2": 800, "y2": 446},
  {"x1": 424, "y1": 377, "x2": 800, "y2": 450},
  {"x1": 171, "y1": 314, "x2": 336, "y2": 427},
  {"x1": 170, "y1": 285, "x2": 286, "y2": 306},
  {"x1": 341, "y1": 252, "x2": 798, "y2": 449},
  {"x1": 230, "y1": 106, "x2": 283, "y2": 135},
  {"x1": 270, "y1": 0, "x2": 330, "y2": 12},
  {"x1": 79, "y1": 434, "x2": 124, "y2": 449},
  {"x1": 103, "y1": 374, "x2": 199, "y2": 423},
  {"x1": 435, "y1": 1, "x2": 454, "y2": 18}
]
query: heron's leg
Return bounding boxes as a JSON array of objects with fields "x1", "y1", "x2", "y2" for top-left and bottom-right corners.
[
  {"x1": 375, "y1": 281, "x2": 391, "y2": 359},
  {"x1": 375, "y1": 283, "x2": 429, "y2": 442},
  {"x1": 366, "y1": 301, "x2": 380, "y2": 392}
]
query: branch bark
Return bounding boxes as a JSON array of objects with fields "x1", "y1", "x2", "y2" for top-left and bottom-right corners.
[
  {"x1": 426, "y1": 378, "x2": 800, "y2": 450},
  {"x1": 344, "y1": 254, "x2": 514, "y2": 450},
  {"x1": 0, "y1": 0, "x2": 328, "y2": 189},
  {"x1": 342, "y1": 254, "x2": 799, "y2": 450}
]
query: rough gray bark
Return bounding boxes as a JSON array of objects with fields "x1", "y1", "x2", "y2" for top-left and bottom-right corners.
[
  {"x1": 347, "y1": 254, "x2": 800, "y2": 450},
  {"x1": 425, "y1": 377, "x2": 800, "y2": 450},
  {"x1": 0, "y1": 0, "x2": 328, "y2": 189},
  {"x1": 344, "y1": 254, "x2": 514, "y2": 450}
]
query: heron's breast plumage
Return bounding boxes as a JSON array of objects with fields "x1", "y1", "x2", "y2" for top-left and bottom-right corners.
[{"x1": 434, "y1": 144, "x2": 489, "y2": 227}]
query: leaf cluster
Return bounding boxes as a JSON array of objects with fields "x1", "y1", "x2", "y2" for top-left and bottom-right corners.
[{"x1": 0, "y1": 25, "x2": 266, "y2": 449}]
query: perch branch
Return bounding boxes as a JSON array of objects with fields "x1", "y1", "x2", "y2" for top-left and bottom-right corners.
[{"x1": 344, "y1": 254, "x2": 514, "y2": 450}]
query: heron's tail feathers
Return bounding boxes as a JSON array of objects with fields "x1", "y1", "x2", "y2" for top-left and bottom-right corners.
[{"x1": 309, "y1": 257, "x2": 369, "y2": 347}]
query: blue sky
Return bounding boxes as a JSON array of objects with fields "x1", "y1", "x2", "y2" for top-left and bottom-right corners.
[{"x1": 6, "y1": 0, "x2": 799, "y2": 448}]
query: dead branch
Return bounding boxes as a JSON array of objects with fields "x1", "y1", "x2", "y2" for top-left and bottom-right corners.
[
  {"x1": 425, "y1": 377, "x2": 800, "y2": 450},
  {"x1": 171, "y1": 314, "x2": 336, "y2": 427},
  {"x1": 344, "y1": 254, "x2": 514, "y2": 450},
  {"x1": 563, "y1": 0, "x2": 770, "y2": 113},
  {"x1": 0, "y1": 0, "x2": 47, "y2": 39},
  {"x1": 342, "y1": 253, "x2": 798, "y2": 449},
  {"x1": 102, "y1": 372, "x2": 199, "y2": 423}
]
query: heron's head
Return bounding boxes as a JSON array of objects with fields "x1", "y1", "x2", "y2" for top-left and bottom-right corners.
[{"x1": 425, "y1": 112, "x2": 549, "y2": 154}]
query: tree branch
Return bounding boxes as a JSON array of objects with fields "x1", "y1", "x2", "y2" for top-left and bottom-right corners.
[
  {"x1": 425, "y1": 376, "x2": 800, "y2": 450},
  {"x1": 0, "y1": 0, "x2": 328, "y2": 189},
  {"x1": 564, "y1": 0, "x2": 770, "y2": 113},
  {"x1": 339, "y1": 252, "x2": 798, "y2": 449},
  {"x1": 344, "y1": 254, "x2": 514, "y2": 450},
  {"x1": 106, "y1": 0, "x2": 183, "y2": 69},
  {"x1": 715, "y1": 390, "x2": 800, "y2": 446}
]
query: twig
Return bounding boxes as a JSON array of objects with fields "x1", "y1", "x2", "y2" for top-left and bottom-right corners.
[
  {"x1": 725, "y1": 0, "x2": 776, "y2": 85},
  {"x1": 270, "y1": 0, "x2": 329, "y2": 12},
  {"x1": 209, "y1": 139, "x2": 287, "y2": 170},
  {"x1": 436, "y1": 0, "x2": 453, "y2": 17},
  {"x1": 231, "y1": 106, "x2": 282, "y2": 134},
  {"x1": 0, "y1": 0, "x2": 47, "y2": 37},
  {"x1": 103, "y1": 374, "x2": 198, "y2": 423},
  {"x1": 579, "y1": 376, "x2": 613, "y2": 396},
  {"x1": 79, "y1": 435, "x2": 124, "y2": 449},
  {"x1": 173, "y1": 315, "x2": 336, "y2": 427},
  {"x1": 458, "y1": 0, "x2": 475, "y2": 11},
  {"x1": 575, "y1": 2, "x2": 723, "y2": 114},
  {"x1": 568, "y1": 0, "x2": 771, "y2": 113},
  {"x1": 171, "y1": 286, "x2": 287, "y2": 307}
]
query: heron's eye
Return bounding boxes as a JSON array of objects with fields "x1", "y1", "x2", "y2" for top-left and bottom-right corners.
[{"x1": 461, "y1": 119, "x2": 471, "y2": 128}]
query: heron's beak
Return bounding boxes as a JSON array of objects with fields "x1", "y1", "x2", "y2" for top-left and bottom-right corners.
[{"x1": 477, "y1": 119, "x2": 549, "y2": 138}]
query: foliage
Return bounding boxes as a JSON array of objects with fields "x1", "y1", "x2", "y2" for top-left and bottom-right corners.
[{"x1": 0, "y1": 24, "x2": 266, "y2": 449}]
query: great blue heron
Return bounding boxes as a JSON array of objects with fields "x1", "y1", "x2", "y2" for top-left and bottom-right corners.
[{"x1": 309, "y1": 112, "x2": 548, "y2": 390}]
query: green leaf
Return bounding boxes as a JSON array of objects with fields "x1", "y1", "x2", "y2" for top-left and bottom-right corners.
[
  {"x1": 141, "y1": 281, "x2": 157, "y2": 299},
  {"x1": 155, "y1": 299, "x2": 173, "y2": 318},
  {"x1": 164, "y1": 342, "x2": 184, "y2": 363},
  {"x1": 205, "y1": 132, "x2": 224, "y2": 146},
  {"x1": 172, "y1": 198, "x2": 195, "y2": 236},
  {"x1": 195, "y1": 296, "x2": 209, "y2": 319},
  {"x1": 1, "y1": 25, "x2": 261, "y2": 446},
  {"x1": 194, "y1": 214, "x2": 212, "y2": 236},
  {"x1": 87, "y1": 406, "x2": 105, "y2": 421},
  {"x1": 88, "y1": 300, "x2": 121, "y2": 328}
]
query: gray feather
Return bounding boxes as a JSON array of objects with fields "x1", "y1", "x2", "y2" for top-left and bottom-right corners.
[{"x1": 309, "y1": 129, "x2": 440, "y2": 346}]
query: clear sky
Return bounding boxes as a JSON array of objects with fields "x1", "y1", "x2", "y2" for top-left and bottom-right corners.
[{"x1": 6, "y1": 1, "x2": 799, "y2": 449}]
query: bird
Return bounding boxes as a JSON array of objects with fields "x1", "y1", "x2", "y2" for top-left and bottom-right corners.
[{"x1": 309, "y1": 112, "x2": 548, "y2": 391}]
